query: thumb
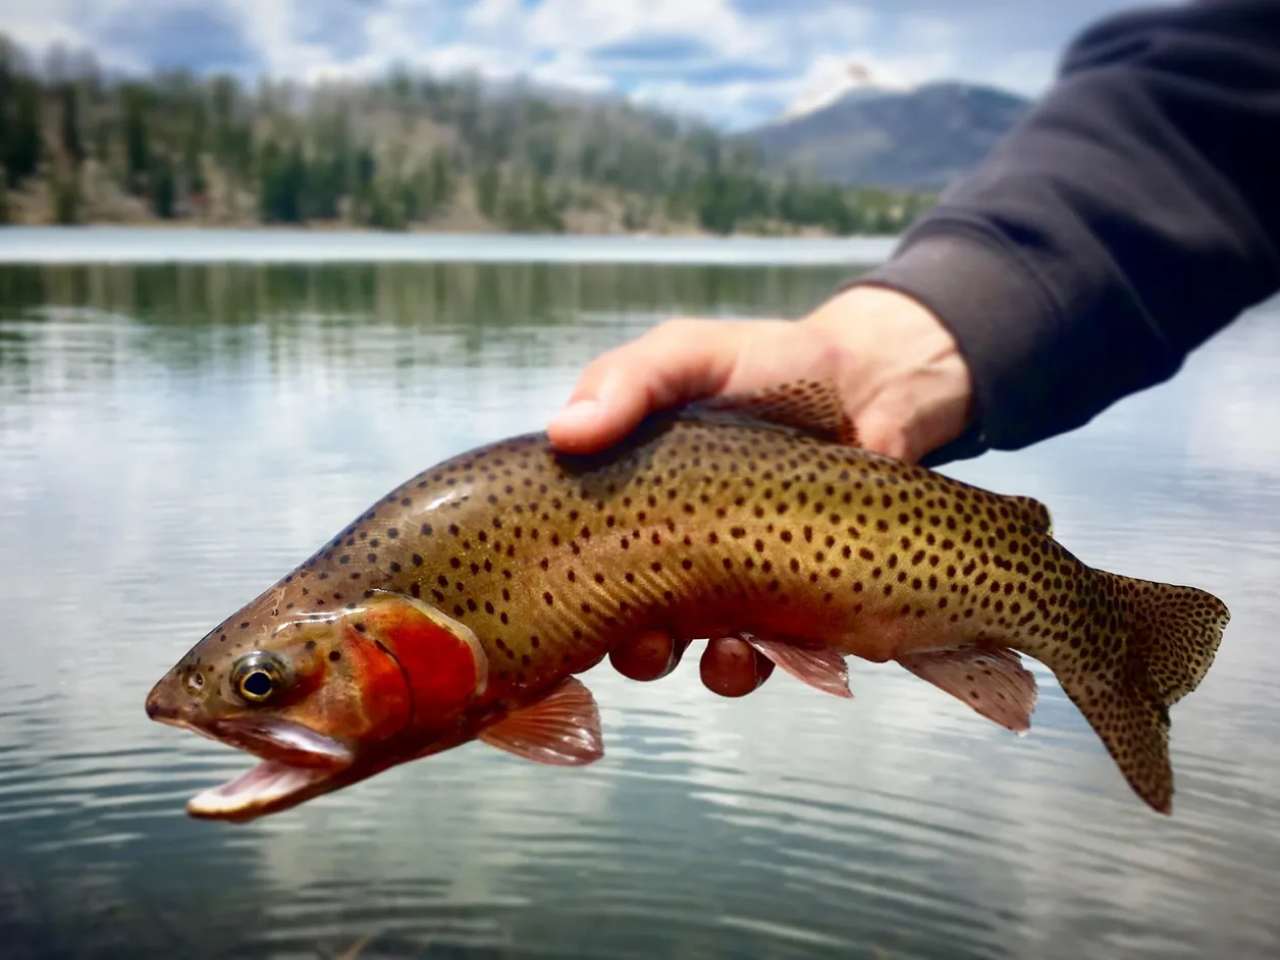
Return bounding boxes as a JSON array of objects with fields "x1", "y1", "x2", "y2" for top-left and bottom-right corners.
[{"x1": 547, "y1": 319, "x2": 743, "y2": 454}]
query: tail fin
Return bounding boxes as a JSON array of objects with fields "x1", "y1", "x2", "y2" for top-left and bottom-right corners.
[{"x1": 1051, "y1": 571, "x2": 1229, "y2": 814}]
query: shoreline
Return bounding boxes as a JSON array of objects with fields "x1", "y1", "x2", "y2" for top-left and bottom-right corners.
[{"x1": 0, "y1": 226, "x2": 899, "y2": 267}]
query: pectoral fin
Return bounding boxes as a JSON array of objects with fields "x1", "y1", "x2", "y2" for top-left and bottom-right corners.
[
  {"x1": 897, "y1": 647, "x2": 1038, "y2": 733},
  {"x1": 478, "y1": 677, "x2": 605, "y2": 766}
]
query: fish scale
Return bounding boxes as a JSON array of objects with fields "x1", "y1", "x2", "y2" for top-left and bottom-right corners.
[
  {"x1": 147, "y1": 380, "x2": 1230, "y2": 820},
  {"x1": 290, "y1": 416, "x2": 1077, "y2": 689}
]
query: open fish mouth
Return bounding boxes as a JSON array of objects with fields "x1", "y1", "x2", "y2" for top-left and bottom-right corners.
[
  {"x1": 187, "y1": 760, "x2": 337, "y2": 820},
  {"x1": 185, "y1": 718, "x2": 355, "y2": 821},
  {"x1": 209, "y1": 717, "x2": 354, "y2": 767}
]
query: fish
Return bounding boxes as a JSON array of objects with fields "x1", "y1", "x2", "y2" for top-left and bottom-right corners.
[{"x1": 145, "y1": 380, "x2": 1230, "y2": 821}]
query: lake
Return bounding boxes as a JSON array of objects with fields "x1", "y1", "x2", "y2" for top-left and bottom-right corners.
[{"x1": 1, "y1": 231, "x2": 1278, "y2": 959}]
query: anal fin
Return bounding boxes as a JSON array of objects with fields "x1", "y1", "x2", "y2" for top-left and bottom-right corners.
[
  {"x1": 478, "y1": 677, "x2": 604, "y2": 766},
  {"x1": 897, "y1": 647, "x2": 1037, "y2": 733},
  {"x1": 742, "y1": 633, "x2": 853, "y2": 699}
]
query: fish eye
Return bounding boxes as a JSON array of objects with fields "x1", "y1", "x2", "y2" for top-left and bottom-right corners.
[{"x1": 231, "y1": 651, "x2": 290, "y2": 705}]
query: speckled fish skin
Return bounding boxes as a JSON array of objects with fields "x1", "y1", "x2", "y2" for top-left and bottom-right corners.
[{"x1": 146, "y1": 381, "x2": 1230, "y2": 820}]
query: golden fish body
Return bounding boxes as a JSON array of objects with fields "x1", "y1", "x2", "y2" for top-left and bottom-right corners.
[{"x1": 146, "y1": 382, "x2": 1229, "y2": 820}]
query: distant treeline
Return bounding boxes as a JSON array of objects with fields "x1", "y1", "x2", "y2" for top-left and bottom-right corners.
[{"x1": 0, "y1": 34, "x2": 935, "y2": 236}]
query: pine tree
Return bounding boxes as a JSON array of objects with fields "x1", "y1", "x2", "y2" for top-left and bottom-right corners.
[
  {"x1": 153, "y1": 154, "x2": 175, "y2": 218},
  {"x1": 4, "y1": 78, "x2": 41, "y2": 186},
  {"x1": 476, "y1": 164, "x2": 500, "y2": 221},
  {"x1": 428, "y1": 149, "x2": 453, "y2": 210},
  {"x1": 52, "y1": 174, "x2": 79, "y2": 224},
  {"x1": 123, "y1": 86, "x2": 151, "y2": 189},
  {"x1": 59, "y1": 82, "x2": 84, "y2": 163}
]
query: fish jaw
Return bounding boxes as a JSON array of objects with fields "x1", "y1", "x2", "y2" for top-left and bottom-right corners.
[
  {"x1": 160, "y1": 702, "x2": 484, "y2": 822},
  {"x1": 187, "y1": 760, "x2": 339, "y2": 821},
  {"x1": 184, "y1": 728, "x2": 480, "y2": 822},
  {"x1": 147, "y1": 710, "x2": 359, "y2": 821},
  {"x1": 207, "y1": 716, "x2": 355, "y2": 769},
  {"x1": 182, "y1": 723, "x2": 356, "y2": 822}
]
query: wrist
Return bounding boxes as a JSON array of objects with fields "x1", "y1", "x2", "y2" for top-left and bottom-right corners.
[
  {"x1": 797, "y1": 285, "x2": 977, "y2": 462},
  {"x1": 803, "y1": 285, "x2": 960, "y2": 361}
]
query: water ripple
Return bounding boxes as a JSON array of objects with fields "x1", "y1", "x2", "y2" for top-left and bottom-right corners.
[{"x1": 1, "y1": 263, "x2": 1279, "y2": 958}]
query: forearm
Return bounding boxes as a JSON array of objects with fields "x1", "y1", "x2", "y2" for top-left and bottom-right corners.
[{"x1": 856, "y1": 0, "x2": 1280, "y2": 463}]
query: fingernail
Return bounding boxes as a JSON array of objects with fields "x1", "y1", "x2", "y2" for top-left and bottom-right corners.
[{"x1": 551, "y1": 397, "x2": 603, "y2": 431}]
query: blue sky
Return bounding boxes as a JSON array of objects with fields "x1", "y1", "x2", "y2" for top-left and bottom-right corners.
[{"x1": 1, "y1": 0, "x2": 1164, "y2": 128}]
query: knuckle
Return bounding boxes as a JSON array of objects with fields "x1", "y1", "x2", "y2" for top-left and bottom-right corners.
[{"x1": 857, "y1": 405, "x2": 914, "y2": 461}]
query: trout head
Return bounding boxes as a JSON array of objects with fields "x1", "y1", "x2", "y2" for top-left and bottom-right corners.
[{"x1": 145, "y1": 589, "x2": 489, "y2": 821}]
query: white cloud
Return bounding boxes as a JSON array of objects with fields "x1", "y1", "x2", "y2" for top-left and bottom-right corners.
[
  {"x1": 527, "y1": 0, "x2": 754, "y2": 58},
  {"x1": 633, "y1": 40, "x2": 960, "y2": 130},
  {"x1": 978, "y1": 49, "x2": 1060, "y2": 97},
  {"x1": 464, "y1": 0, "x2": 524, "y2": 31},
  {"x1": 0, "y1": 0, "x2": 135, "y2": 71},
  {"x1": 896, "y1": 14, "x2": 956, "y2": 50},
  {"x1": 224, "y1": 0, "x2": 367, "y2": 79},
  {"x1": 0, "y1": 0, "x2": 1138, "y2": 127}
]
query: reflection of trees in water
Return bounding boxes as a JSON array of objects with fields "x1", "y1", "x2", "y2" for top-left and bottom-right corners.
[
  {"x1": 0, "y1": 262, "x2": 861, "y2": 328},
  {"x1": 0, "y1": 262, "x2": 863, "y2": 394}
]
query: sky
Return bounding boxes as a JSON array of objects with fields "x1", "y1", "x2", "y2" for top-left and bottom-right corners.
[{"x1": 0, "y1": 0, "x2": 1165, "y2": 128}]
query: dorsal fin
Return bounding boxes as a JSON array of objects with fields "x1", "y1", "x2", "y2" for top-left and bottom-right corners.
[
  {"x1": 688, "y1": 380, "x2": 859, "y2": 446},
  {"x1": 1000, "y1": 494, "x2": 1053, "y2": 536}
]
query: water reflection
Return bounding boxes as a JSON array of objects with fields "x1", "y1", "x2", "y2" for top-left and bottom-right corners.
[{"x1": 1, "y1": 262, "x2": 1278, "y2": 959}]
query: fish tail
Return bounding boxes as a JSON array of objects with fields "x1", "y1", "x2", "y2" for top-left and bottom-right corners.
[{"x1": 1049, "y1": 570, "x2": 1229, "y2": 814}]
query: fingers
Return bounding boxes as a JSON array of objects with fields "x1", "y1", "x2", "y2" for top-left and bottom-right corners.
[
  {"x1": 700, "y1": 636, "x2": 775, "y2": 698},
  {"x1": 547, "y1": 316, "x2": 862, "y2": 456},
  {"x1": 549, "y1": 286, "x2": 976, "y2": 468},
  {"x1": 547, "y1": 319, "x2": 743, "y2": 455},
  {"x1": 608, "y1": 631, "x2": 691, "y2": 682},
  {"x1": 609, "y1": 632, "x2": 775, "y2": 697}
]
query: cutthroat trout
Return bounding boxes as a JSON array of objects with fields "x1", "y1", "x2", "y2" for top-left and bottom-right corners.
[{"x1": 145, "y1": 381, "x2": 1229, "y2": 821}]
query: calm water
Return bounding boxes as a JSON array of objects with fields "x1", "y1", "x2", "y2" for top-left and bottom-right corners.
[
  {"x1": 1, "y1": 248, "x2": 1279, "y2": 960},
  {"x1": 0, "y1": 227, "x2": 899, "y2": 267}
]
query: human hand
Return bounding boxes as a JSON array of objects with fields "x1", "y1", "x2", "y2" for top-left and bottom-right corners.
[
  {"x1": 608, "y1": 632, "x2": 776, "y2": 697},
  {"x1": 552, "y1": 284, "x2": 974, "y2": 696},
  {"x1": 548, "y1": 284, "x2": 972, "y2": 463}
]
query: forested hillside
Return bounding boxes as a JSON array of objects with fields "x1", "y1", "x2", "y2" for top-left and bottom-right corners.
[{"x1": 0, "y1": 35, "x2": 935, "y2": 236}]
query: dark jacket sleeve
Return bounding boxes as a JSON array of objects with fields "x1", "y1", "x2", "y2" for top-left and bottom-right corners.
[{"x1": 855, "y1": 0, "x2": 1280, "y2": 467}]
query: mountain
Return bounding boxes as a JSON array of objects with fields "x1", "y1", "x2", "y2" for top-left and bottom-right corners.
[
  {"x1": 748, "y1": 81, "x2": 1034, "y2": 191},
  {"x1": 775, "y1": 61, "x2": 896, "y2": 124}
]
